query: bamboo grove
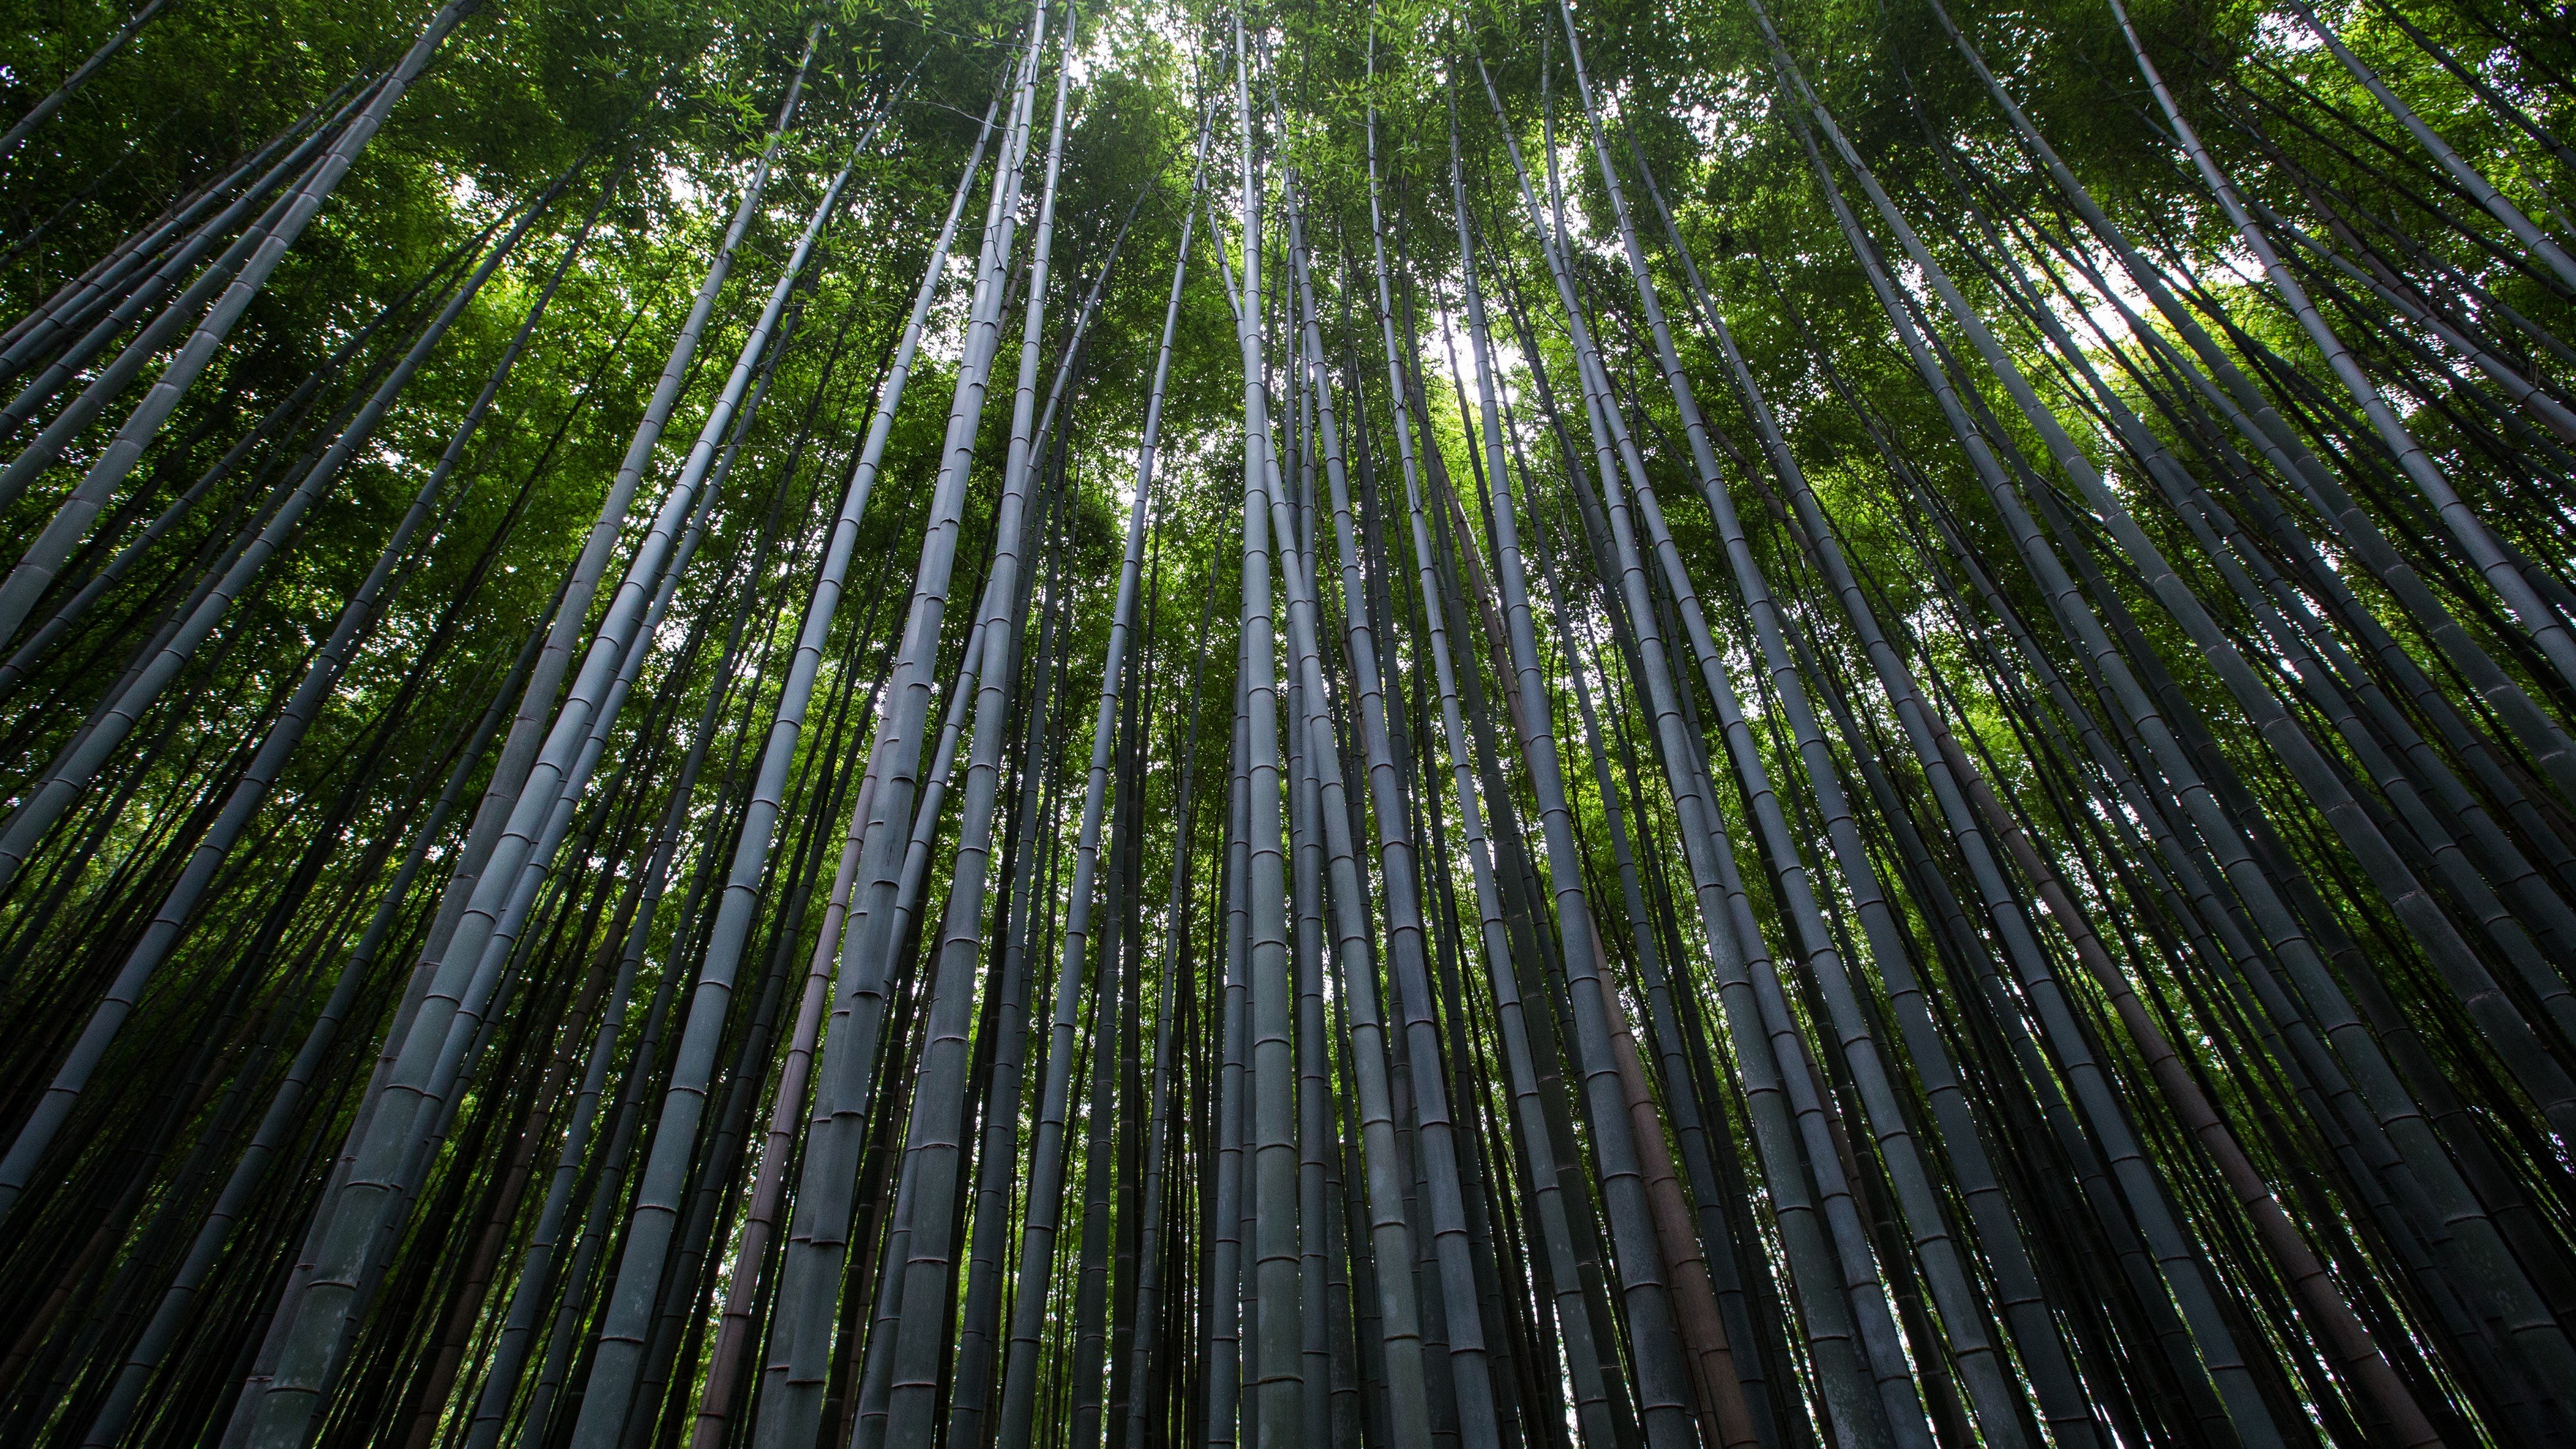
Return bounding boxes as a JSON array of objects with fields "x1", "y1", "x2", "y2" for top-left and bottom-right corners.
[{"x1": 5, "y1": 0, "x2": 2576, "y2": 1442}]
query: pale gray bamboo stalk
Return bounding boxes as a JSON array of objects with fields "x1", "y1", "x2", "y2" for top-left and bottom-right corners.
[
  {"x1": 362, "y1": 32, "x2": 817, "y2": 1142},
  {"x1": 1359, "y1": 170, "x2": 1619, "y2": 1449},
  {"x1": 2106, "y1": 0, "x2": 2576, "y2": 704},
  {"x1": 682, "y1": 83, "x2": 1001, "y2": 1449},
  {"x1": 994, "y1": 74, "x2": 1214, "y2": 1449},
  {"x1": 943, "y1": 521, "x2": 1065, "y2": 1449},
  {"x1": 0, "y1": 124, "x2": 339, "y2": 504},
  {"x1": 1918, "y1": 0, "x2": 2576, "y2": 805},
  {"x1": 683, "y1": 668, "x2": 875, "y2": 1449},
  {"x1": 0, "y1": 188, "x2": 543, "y2": 908},
  {"x1": 1621, "y1": 125, "x2": 2112, "y2": 1448},
  {"x1": 1788, "y1": 12, "x2": 2573, "y2": 1410},
  {"x1": 1274, "y1": 168, "x2": 1503, "y2": 1443},
  {"x1": 73, "y1": 621, "x2": 528, "y2": 1449},
  {"x1": 1214, "y1": 22, "x2": 1306, "y2": 1449},
  {"x1": 1795, "y1": 0, "x2": 2576, "y2": 1155},
  {"x1": 1205, "y1": 623, "x2": 1252, "y2": 1449},
  {"x1": 0, "y1": 0, "x2": 171, "y2": 163},
  {"x1": 0, "y1": 0, "x2": 484, "y2": 650},
  {"x1": 0, "y1": 174, "x2": 586, "y2": 1221},
  {"x1": 233, "y1": 105, "x2": 829, "y2": 1444},
  {"x1": 875, "y1": 13, "x2": 1074, "y2": 1440},
  {"x1": 557, "y1": 144, "x2": 881, "y2": 1444},
  {"x1": 0, "y1": 71, "x2": 367, "y2": 376},
  {"x1": 748, "y1": 19, "x2": 1047, "y2": 1448},
  {"x1": 1472, "y1": 52, "x2": 1811, "y2": 1449},
  {"x1": 2281, "y1": 0, "x2": 2576, "y2": 295},
  {"x1": 1118, "y1": 560, "x2": 1220, "y2": 1449},
  {"x1": 317, "y1": 419, "x2": 730, "y2": 1435}
]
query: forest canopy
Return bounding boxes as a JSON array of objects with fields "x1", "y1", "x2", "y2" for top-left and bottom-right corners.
[{"x1": 0, "y1": 0, "x2": 2572, "y2": 1446}]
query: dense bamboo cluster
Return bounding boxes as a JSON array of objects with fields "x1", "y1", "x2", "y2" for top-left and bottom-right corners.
[{"x1": 4, "y1": 0, "x2": 2576, "y2": 1444}]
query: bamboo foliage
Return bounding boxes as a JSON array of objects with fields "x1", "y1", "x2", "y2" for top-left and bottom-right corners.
[{"x1": 6, "y1": 0, "x2": 2576, "y2": 1446}]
